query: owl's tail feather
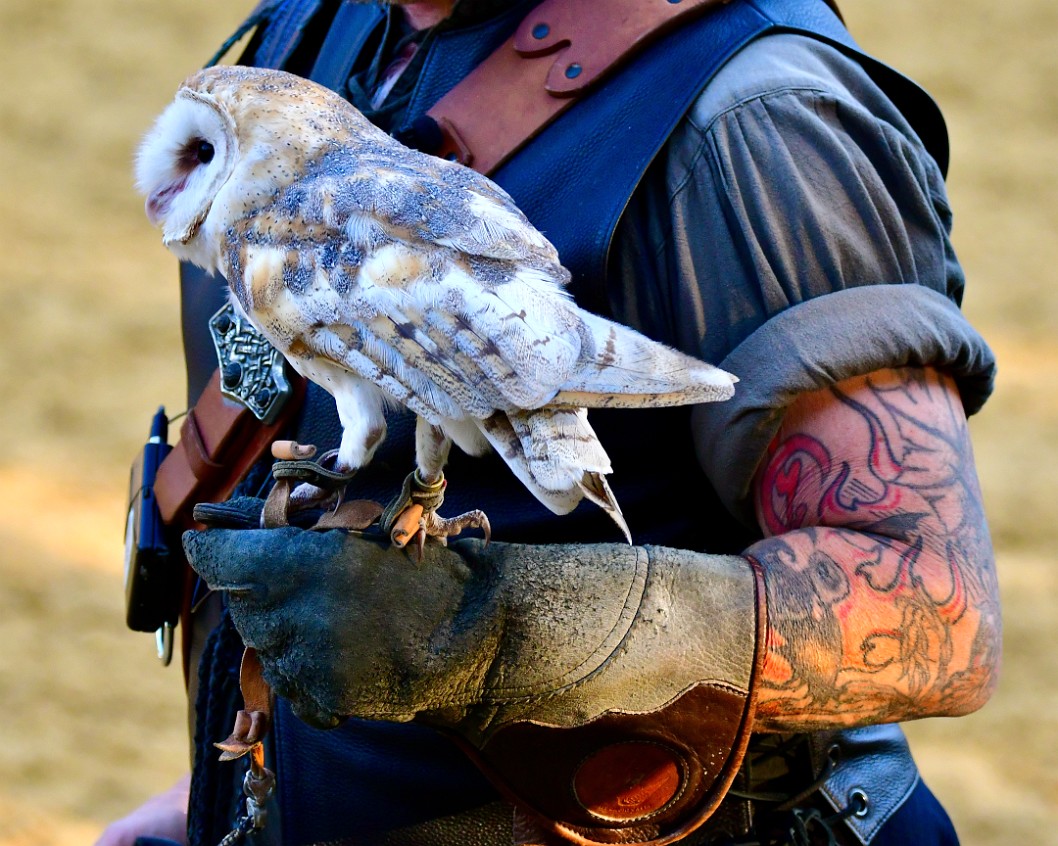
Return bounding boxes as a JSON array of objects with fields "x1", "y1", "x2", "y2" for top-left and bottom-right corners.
[
  {"x1": 554, "y1": 312, "x2": 737, "y2": 409},
  {"x1": 578, "y1": 471, "x2": 631, "y2": 545},
  {"x1": 475, "y1": 408, "x2": 632, "y2": 543},
  {"x1": 475, "y1": 414, "x2": 583, "y2": 516}
]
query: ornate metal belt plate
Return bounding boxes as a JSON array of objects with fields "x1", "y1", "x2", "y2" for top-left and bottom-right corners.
[{"x1": 208, "y1": 302, "x2": 293, "y2": 424}]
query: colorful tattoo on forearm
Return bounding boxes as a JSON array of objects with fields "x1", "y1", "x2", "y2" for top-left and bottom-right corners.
[{"x1": 748, "y1": 368, "x2": 1001, "y2": 731}]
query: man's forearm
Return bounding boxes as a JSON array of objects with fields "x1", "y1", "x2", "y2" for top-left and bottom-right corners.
[{"x1": 744, "y1": 367, "x2": 1001, "y2": 732}]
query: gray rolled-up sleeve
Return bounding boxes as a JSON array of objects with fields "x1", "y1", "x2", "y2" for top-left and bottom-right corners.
[
  {"x1": 608, "y1": 34, "x2": 997, "y2": 527},
  {"x1": 691, "y1": 284, "x2": 995, "y2": 526}
]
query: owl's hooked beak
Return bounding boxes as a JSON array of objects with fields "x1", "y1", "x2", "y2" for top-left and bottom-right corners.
[{"x1": 162, "y1": 210, "x2": 207, "y2": 247}]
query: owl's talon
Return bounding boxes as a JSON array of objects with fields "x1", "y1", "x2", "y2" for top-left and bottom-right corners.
[
  {"x1": 422, "y1": 507, "x2": 490, "y2": 546},
  {"x1": 388, "y1": 504, "x2": 489, "y2": 555}
]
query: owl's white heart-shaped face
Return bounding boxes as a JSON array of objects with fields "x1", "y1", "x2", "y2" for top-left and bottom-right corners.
[
  {"x1": 135, "y1": 67, "x2": 387, "y2": 272},
  {"x1": 135, "y1": 88, "x2": 238, "y2": 262}
]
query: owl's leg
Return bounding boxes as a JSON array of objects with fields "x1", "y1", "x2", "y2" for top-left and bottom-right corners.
[
  {"x1": 382, "y1": 418, "x2": 490, "y2": 552},
  {"x1": 416, "y1": 419, "x2": 491, "y2": 545},
  {"x1": 334, "y1": 382, "x2": 388, "y2": 472},
  {"x1": 289, "y1": 380, "x2": 386, "y2": 509},
  {"x1": 415, "y1": 418, "x2": 452, "y2": 486}
]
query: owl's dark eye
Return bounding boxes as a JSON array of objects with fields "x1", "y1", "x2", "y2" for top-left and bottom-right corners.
[{"x1": 196, "y1": 140, "x2": 215, "y2": 164}]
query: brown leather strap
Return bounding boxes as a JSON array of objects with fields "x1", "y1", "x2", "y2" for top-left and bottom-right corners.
[
  {"x1": 155, "y1": 369, "x2": 305, "y2": 527},
  {"x1": 427, "y1": 0, "x2": 731, "y2": 175},
  {"x1": 215, "y1": 647, "x2": 275, "y2": 761},
  {"x1": 179, "y1": 407, "x2": 225, "y2": 487}
]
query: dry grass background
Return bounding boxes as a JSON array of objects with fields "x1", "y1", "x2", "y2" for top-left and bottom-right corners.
[{"x1": 0, "y1": 0, "x2": 1054, "y2": 843}]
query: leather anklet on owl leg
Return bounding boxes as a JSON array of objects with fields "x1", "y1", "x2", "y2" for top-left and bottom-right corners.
[{"x1": 381, "y1": 470, "x2": 491, "y2": 553}]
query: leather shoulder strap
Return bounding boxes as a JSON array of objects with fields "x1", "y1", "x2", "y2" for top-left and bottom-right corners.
[
  {"x1": 427, "y1": 0, "x2": 733, "y2": 175},
  {"x1": 474, "y1": 0, "x2": 945, "y2": 311},
  {"x1": 424, "y1": 0, "x2": 844, "y2": 175}
]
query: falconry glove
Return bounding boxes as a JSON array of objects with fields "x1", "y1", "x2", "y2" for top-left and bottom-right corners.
[{"x1": 185, "y1": 499, "x2": 765, "y2": 845}]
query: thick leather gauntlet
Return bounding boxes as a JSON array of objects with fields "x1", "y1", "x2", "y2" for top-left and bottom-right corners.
[{"x1": 185, "y1": 503, "x2": 764, "y2": 845}]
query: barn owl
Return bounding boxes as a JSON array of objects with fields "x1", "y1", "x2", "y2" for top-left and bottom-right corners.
[{"x1": 135, "y1": 66, "x2": 737, "y2": 545}]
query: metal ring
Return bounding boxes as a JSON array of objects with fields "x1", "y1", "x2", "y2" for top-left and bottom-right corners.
[{"x1": 849, "y1": 788, "x2": 870, "y2": 818}]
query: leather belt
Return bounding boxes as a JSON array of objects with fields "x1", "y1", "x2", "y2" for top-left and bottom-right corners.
[{"x1": 154, "y1": 367, "x2": 304, "y2": 526}]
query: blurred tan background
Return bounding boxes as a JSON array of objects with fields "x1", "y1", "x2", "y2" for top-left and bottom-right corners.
[{"x1": 0, "y1": 0, "x2": 1054, "y2": 843}]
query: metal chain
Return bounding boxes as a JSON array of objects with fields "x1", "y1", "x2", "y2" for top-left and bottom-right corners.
[{"x1": 215, "y1": 814, "x2": 255, "y2": 846}]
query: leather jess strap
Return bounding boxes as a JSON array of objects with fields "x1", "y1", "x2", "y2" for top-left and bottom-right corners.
[{"x1": 427, "y1": 0, "x2": 731, "y2": 175}]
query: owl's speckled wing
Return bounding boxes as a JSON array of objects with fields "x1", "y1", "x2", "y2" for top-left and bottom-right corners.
[
  {"x1": 223, "y1": 145, "x2": 604, "y2": 427},
  {"x1": 344, "y1": 144, "x2": 564, "y2": 267}
]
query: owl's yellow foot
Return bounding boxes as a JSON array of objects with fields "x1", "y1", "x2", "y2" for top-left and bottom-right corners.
[{"x1": 381, "y1": 470, "x2": 490, "y2": 556}]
